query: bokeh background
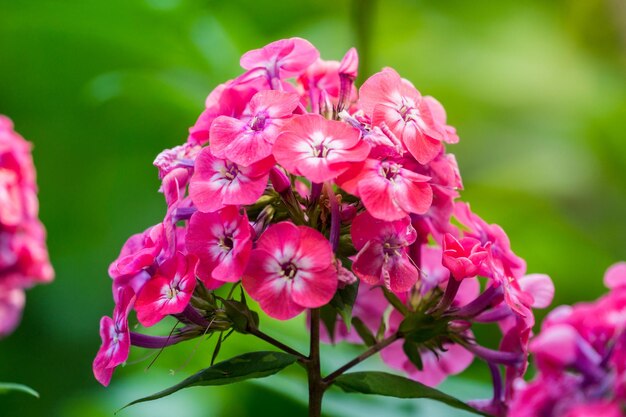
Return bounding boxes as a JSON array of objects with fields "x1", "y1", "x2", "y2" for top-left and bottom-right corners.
[{"x1": 1, "y1": 0, "x2": 625, "y2": 416}]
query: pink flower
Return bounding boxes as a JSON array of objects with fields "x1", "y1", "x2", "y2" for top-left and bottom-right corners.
[
  {"x1": 337, "y1": 159, "x2": 432, "y2": 221},
  {"x1": 93, "y1": 287, "x2": 134, "y2": 386},
  {"x1": 299, "y1": 59, "x2": 341, "y2": 101},
  {"x1": 189, "y1": 148, "x2": 272, "y2": 213},
  {"x1": 153, "y1": 143, "x2": 200, "y2": 179},
  {"x1": 351, "y1": 212, "x2": 419, "y2": 293},
  {"x1": 240, "y1": 37, "x2": 319, "y2": 80},
  {"x1": 0, "y1": 115, "x2": 53, "y2": 337},
  {"x1": 338, "y1": 47, "x2": 358, "y2": 80},
  {"x1": 108, "y1": 223, "x2": 166, "y2": 298},
  {"x1": 135, "y1": 252, "x2": 197, "y2": 327},
  {"x1": 242, "y1": 222, "x2": 337, "y2": 320},
  {"x1": 187, "y1": 80, "x2": 261, "y2": 146},
  {"x1": 273, "y1": 114, "x2": 370, "y2": 184},
  {"x1": 209, "y1": 90, "x2": 299, "y2": 166},
  {"x1": 442, "y1": 233, "x2": 488, "y2": 280},
  {"x1": 455, "y1": 202, "x2": 526, "y2": 279},
  {"x1": 185, "y1": 207, "x2": 252, "y2": 287},
  {"x1": 0, "y1": 286, "x2": 25, "y2": 337},
  {"x1": 604, "y1": 262, "x2": 626, "y2": 289},
  {"x1": 358, "y1": 68, "x2": 457, "y2": 164},
  {"x1": 563, "y1": 402, "x2": 624, "y2": 417}
]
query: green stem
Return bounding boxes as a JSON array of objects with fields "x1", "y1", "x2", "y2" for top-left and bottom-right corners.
[
  {"x1": 322, "y1": 332, "x2": 400, "y2": 386},
  {"x1": 308, "y1": 308, "x2": 324, "y2": 417},
  {"x1": 248, "y1": 327, "x2": 307, "y2": 360}
]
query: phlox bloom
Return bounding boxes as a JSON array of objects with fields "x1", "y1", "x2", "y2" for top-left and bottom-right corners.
[
  {"x1": 358, "y1": 68, "x2": 456, "y2": 164},
  {"x1": 210, "y1": 90, "x2": 299, "y2": 167},
  {"x1": 186, "y1": 206, "x2": 252, "y2": 287},
  {"x1": 93, "y1": 287, "x2": 134, "y2": 386},
  {"x1": 273, "y1": 114, "x2": 370, "y2": 184},
  {"x1": 351, "y1": 212, "x2": 419, "y2": 293},
  {"x1": 242, "y1": 222, "x2": 337, "y2": 320},
  {"x1": 338, "y1": 159, "x2": 432, "y2": 221},
  {"x1": 189, "y1": 148, "x2": 272, "y2": 213},
  {"x1": 134, "y1": 252, "x2": 197, "y2": 327},
  {"x1": 240, "y1": 37, "x2": 319, "y2": 79},
  {"x1": 442, "y1": 233, "x2": 488, "y2": 280}
]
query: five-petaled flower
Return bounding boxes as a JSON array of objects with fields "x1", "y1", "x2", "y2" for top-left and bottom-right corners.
[{"x1": 242, "y1": 222, "x2": 338, "y2": 320}]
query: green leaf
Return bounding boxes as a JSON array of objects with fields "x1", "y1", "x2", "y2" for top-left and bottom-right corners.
[
  {"x1": 333, "y1": 372, "x2": 493, "y2": 417},
  {"x1": 0, "y1": 383, "x2": 39, "y2": 398},
  {"x1": 330, "y1": 281, "x2": 359, "y2": 329},
  {"x1": 382, "y1": 288, "x2": 409, "y2": 316},
  {"x1": 351, "y1": 316, "x2": 376, "y2": 346},
  {"x1": 402, "y1": 340, "x2": 424, "y2": 371},
  {"x1": 221, "y1": 299, "x2": 258, "y2": 333},
  {"x1": 320, "y1": 303, "x2": 338, "y2": 343},
  {"x1": 120, "y1": 351, "x2": 298, "y2": 411}
]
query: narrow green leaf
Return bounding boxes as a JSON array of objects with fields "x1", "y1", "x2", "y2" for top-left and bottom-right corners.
[
  {"x1": 382, "y1": 288, "x2": 409, "y2": 316},
  {"x1": 334, "y1": 372, "x2": 493, "y2": 417},
  {"x1": 320, "y1": 304, "x2": 338, "y2": 342},
  {"x1": 351, "y1": 316, "x2": 376, "y2": 346},
  {"x1": 402, "y1": 340, "x2": 424, "y2": 371},
  {"x1": 210, "y1": 332, "x2": 224, "y2": 366},
  {"x1": 222, "y1": 299, "x2": 252, "y2": 333},
  {"x1": 330, "y1": 281, "x2": 359, "y2": 329},
  {"x1": 0, "y1": 383, "x2": 39, "y2": 398},
  {"x1": 120, "y1": 351, "x2": 298, "y2": 411}
]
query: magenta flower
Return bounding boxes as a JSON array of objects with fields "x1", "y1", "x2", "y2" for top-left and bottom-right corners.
[
  {"x1": 210, "y1": 90, "x2": 300, "y2": 167},
  {"x1": 240, "y1": 37, "x2": 319, "y2": 81},
  {"x1": 338, "y1": 47, "x2": 358, "y2": 80},
  {"x1": 358, "y1": 68, "x2": 457, "y2": 164},
  {"x1": 134, "y1": 252, "x2": 197, "y2": 327},
  {"x1": 185, "y1": 207, "x2": 252, "y2": 287},
  {"x1": 242, "y1": 222, "x2": 337, "y2": 320},
  {"x1": 93, "y1": 287, "x2": 134, "y2": 386},
  {"x1": 338, "y1": 158, "x2": 432, "y2": 221},
  {"x1": 273, "y1": 114, "x2": 370, "y2": 184},
  {"x1": 351, "y1": 212, "x2": 418, "y2": 293},
  {"x1": 188, "y1": 80, "x2": 262, "y2": 146},
  {"x1": 604, "y1": 262, "x2": 626, "y2": 289},
  {"x1": 189, "y1": 148, "x2": 272, "y2": 213},
  {"x1": 108, "y1": 223, "x2": 165, "y2": 300},
  {"x1": 0, "y1": 285, "x2": 25, "y2": 337},
  {"x1": 442, "y1": 233, "x2": 488, "y2": 280},
  {"x1": 0, "y1": 115, "x2": 53, "y2": 337},
  {"x1": 455, "y1": 202, "x2": 526, "y2": 279}
]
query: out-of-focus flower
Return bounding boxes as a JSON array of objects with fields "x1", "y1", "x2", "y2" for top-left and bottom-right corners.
[{"x1": 0, "y1": 115, "x2": 53, "y2": 338}]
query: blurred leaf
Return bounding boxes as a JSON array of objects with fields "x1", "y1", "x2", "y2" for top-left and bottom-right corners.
[
  {"x1": 0, "y1": 383, "x2": 39, "y2": 398},
  {"x1": 334, "y1": 372, "x2": 492, "y2": 417},
  {"x1": 402, "y1": 340, "x2": 424, "y2": 371},
  {"x1": 120, "y1": 351, "x2": 298, "y2": 410},
  {"x1": 382, "y1": 288, "x2": 409, "y2": 316},
  {"x1": 351, "y1": 316, "x2": 376, "y2": 346},
  {"x1": 330, "y1": 281, "x2": 359, "y2": 329},
  {"x1": 320, "y1": 304, "x2": 338, "y2": 342}
]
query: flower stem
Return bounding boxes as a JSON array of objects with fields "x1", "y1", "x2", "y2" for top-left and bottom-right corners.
[
  {"x1": 248, "y1": 327, "x2": 307, "y2": 360},
  {"x1": 308, "y1": 308, "x2": 324, "y2": 417},
  {"x1": 322, "y1": 332, "x2": 400, "y2": 385}
]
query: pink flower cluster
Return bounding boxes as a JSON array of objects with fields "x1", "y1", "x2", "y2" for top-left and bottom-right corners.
[
  {"x1": 509, "y1": 263, "x2": 626, "y2": 417},
  {"x1": 0, "y1": 115, "x2": 53, "y2": 337},
  {"x1": 94, "y1": 37, "x2": 553, "y2": 399}
]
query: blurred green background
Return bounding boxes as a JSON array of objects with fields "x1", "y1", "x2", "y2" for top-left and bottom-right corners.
[{"x1": 1, "y1": 0, "x2": 625, "y2": 416}]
